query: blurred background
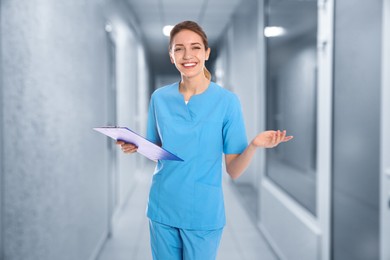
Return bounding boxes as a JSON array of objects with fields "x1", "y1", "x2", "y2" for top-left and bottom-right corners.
[{"x1": 1, "y1": 0, "x2": 390, "y2": 259}]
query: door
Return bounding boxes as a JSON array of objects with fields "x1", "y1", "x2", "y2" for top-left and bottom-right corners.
[
  {"x1": 332, "y1": 1, "x2": 382, "y2": 259},
  {"x1": 0, "y1": 3, "x2": 3, "y2": 253},
  {"x1": 381, "y1": 0, "x2": 390, "y2": 259},
  {"x1": 260, "y1": 0, "x2": 333, "y2": 259}
]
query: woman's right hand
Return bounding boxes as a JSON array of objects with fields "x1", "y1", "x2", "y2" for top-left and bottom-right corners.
[{"x1": 116, "y1": 141, "x2": 138, "y2": 154}]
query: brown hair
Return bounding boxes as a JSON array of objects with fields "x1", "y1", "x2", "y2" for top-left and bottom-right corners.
[{"x1": 169, "y1": 21, "x2": 211, "y2": 80}]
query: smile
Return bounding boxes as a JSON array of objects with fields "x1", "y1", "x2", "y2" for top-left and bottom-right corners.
[{"x1": 182, "y1": 62, "x2": 197, "y2": 68}]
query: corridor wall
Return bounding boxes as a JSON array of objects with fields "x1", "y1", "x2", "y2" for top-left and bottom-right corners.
[
  {"x1": 0, "y1": 0, "x2": 150, "y2": 259},
  {"x1": 229, "y1": 0, "x2": 262, "y2": 188},
  {"x1": 214, "y1": 0, "x2": 387, "y2": 259},
  {"x1": 1, "y1": 1, "x2": 110, "y2": 259},
  {"x1": 215, "y1": 0, "x2": 264, "y2": 190}
]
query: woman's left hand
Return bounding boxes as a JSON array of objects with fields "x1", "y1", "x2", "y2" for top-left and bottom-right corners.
[{"x1": 251, "y1": 130, "x2": 293, "y2": 148}]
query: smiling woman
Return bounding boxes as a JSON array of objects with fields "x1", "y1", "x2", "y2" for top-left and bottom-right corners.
[
  {"x1": 117, "y1": 20, "x2": 292, "y2": 260},
  {"x1": 169, "y1": 21, "x2": 212, "y2": 82}
]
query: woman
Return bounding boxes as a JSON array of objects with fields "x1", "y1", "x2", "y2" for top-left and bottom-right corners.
[{"x1": 117, "y1": 20, "x2": 293, "y2": 260}]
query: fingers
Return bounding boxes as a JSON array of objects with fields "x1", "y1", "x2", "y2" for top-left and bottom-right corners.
[
  {"x1": 278, "y1": 130, "x2": 293, "y2": 142},
  {"x1": 274, "y1": 130, "x2": 292, "y2": 146},
  {"x1": 116, "y1": 141, "x2": 138, "y2": 154},
  {"x1": 278, "y1": 130, "x2": 286, "y2": 144},
  {"x1": 272, "y1": 130, "x2": 277, "y2": 145},
  {"x1": 272, "y1": 130, "x2": 284, "y2": 146},
  {"x1": 122, "y1": 144, "x2": 138, "y2": 154},
  {"x1": 122, "y1": 144, "x2": 138, "y2": 153}
]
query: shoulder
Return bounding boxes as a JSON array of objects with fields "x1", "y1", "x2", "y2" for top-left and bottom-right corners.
[{"x1": 210, "y1": 82, "x2": 240, "y2": 104}]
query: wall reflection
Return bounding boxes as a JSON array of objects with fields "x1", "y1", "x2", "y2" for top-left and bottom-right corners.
[{"x1": 265, "y1": 0, "x2": 318, "y2": 214}]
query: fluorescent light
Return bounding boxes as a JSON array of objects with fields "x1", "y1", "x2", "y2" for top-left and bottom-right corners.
[
  {"x1": 105, "y1": 22, "x2": 113, "y2": 33},
  {"x1": 163, "y1": 25, "x2": 174, "y2": 37},
  {"x1": 264, "y1": 26, "x2": 286, "y2": 37}
]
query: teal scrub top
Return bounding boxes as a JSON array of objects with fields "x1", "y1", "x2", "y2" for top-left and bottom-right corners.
[{"x1": 146, "y1": 81, "x2": 248, "y2": 230}]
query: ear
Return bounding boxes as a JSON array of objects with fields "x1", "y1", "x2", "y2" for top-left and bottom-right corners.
[{"x1": 205, "y1": 48, "x2": 211, "y2": 61}]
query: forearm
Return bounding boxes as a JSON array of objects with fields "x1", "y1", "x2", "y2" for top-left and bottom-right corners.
[
  {"x1": 226, "y1": 142, "x2": 258, "y2": 179},
  {"x1": 225, "y1": 130, "x2": 293, "y2": 179}
]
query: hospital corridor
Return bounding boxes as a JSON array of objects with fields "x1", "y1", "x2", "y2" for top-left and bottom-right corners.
[{"x1": 1, "y1": 0, "x2": 390, "y2": 259}]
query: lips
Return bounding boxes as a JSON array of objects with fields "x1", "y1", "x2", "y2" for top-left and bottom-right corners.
[{"x1": 182, "y1": 62, "x2": 197, "y2": 68}]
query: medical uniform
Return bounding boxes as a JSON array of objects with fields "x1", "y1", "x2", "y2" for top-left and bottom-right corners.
[{"x1": 146, "y1": 81, "x2": 247, "y2": 259}]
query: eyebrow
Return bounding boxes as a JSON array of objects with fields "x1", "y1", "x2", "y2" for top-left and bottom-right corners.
[{"x1": 174, "y1": 42, "x2": 202, "y2": 46}]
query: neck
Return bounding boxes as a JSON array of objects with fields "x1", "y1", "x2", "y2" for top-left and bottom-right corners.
[{"x1": 180, "y1": 74, "x2": 210, "y2": 96}]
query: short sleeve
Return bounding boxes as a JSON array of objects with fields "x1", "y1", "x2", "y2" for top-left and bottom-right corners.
[
  {"x1": 146, "y1": 94, "x2": 162, "y2": 146},
  {"x1": 222, "y1": 94, "x2": 248, "y2": 154}
]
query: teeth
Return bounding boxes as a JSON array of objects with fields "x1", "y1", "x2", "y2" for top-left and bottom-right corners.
[{"x1": 183, "y1": 63, "x2": 196, "y2": 67}]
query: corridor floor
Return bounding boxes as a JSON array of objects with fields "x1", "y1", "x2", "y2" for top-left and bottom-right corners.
[{"x1": 97, "y1": 162, "x2": 278, "y2": 260}]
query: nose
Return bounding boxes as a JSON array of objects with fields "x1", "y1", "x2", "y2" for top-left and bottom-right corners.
[{"x1": 183, "y1": 49, "x2": 193, "y2": 59}]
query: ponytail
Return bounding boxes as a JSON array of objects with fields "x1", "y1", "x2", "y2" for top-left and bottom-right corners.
[{"x1": 204, "y1": 67, "x2": 211, "y2": 80}]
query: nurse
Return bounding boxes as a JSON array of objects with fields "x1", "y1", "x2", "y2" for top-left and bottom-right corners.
[{"x1": 117, "y1": 20, "x2": 293, "y2": 260}]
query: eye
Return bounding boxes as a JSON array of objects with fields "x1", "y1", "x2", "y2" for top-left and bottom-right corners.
[
  {"x1": 192, "y1": 46, "x2": 201, "y2": 50},
  {"x1": 174, "y1": 47, "x2": 183, "y2": 52}
]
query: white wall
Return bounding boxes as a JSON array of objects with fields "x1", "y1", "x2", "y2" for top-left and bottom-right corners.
[
  {"x1": 112, "y1": 21, "x2": 140, "y2": 210},
  {"x1": 215, "y1": 0, "x2": 263, "y2": 187},
  {"x1": 1, "y1": 1, "x2": 110, "y2": 259},
  {"x1": 137, "y1": 44, "x2": 150, "y2": 137},
  {"x1": 0, "y1": 0, "x2": 150, "y2": 259},
  {"x1": 155, "y1": 74, "x2": 181, "y2": 89}
]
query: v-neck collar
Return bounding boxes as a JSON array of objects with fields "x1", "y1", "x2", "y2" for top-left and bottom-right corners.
[{"x1": 176, "y1": 81, "x2": 213, "y2": 105}]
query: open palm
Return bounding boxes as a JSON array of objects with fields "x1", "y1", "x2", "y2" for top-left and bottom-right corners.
[{"x1": 252, "y1": 130, "x2": 293, "y2": 148}]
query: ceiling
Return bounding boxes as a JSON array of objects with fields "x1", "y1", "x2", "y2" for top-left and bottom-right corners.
[{"x1": 124, "y1": 0, "x2": 244, "y2": 75}]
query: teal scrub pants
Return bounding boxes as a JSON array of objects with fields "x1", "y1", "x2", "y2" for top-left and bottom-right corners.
[{"x1": 149, "y1": 220, "x2": 224, "y2": 260}]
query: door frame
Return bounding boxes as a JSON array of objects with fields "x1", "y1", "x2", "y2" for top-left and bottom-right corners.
[
  {"x1": 316, "y1": 0, "x2": 334, "y2": 259},
  {"x1": 380, "y1": 0, "x2": 390, "y2": 259},
  {"x1": 258, "y1": 0, "x2": 334, "y2": 259},
  {"x1": 0, "y1": 73, "x2": 3, "y2": 260},
  {"x1": 0, "y1": 1, "x2": 4, "y2": 256},
  {"x1": 105, "y1": 25, "x2": 119, "y2": 238}
]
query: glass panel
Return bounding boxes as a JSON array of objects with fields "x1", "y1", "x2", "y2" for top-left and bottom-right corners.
[
  {"x1": 332, "y1": 0, "x2": 381, "y2": 259},
  {"x1": 265, "y1": 0, "x2": 318, "y2": 215}
]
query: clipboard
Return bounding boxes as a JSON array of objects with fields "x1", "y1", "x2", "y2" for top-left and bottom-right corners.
[{"x1": 93, "y1": 126, "x2": 183, "y2": 161}]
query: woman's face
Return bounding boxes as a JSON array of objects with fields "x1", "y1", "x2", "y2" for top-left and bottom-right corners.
[{"x1": 170, "y1": 29, "x2": 210, "y2": 79}]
